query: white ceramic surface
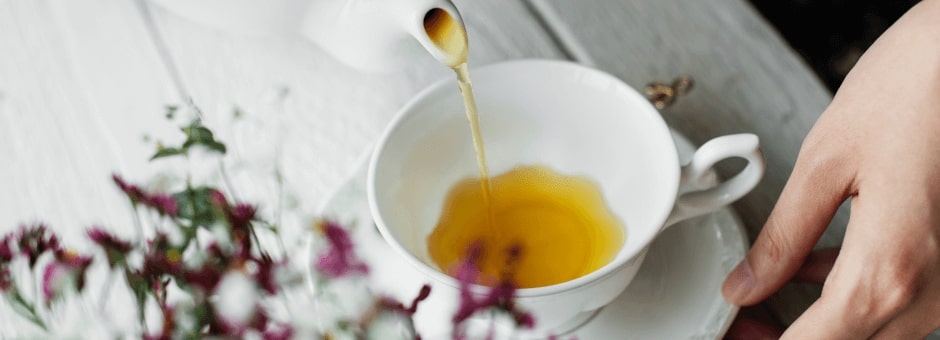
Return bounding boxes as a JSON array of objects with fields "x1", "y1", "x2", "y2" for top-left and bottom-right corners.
[
  {"x1": 318, "y1": 129, "x2": 747, "y2": 338},
  {"x1": 149, "y1": 0, "x2": 465, "y2": 72},
  {"x1": 366, "y1": 60, "x2": 763, "y2": 333}
]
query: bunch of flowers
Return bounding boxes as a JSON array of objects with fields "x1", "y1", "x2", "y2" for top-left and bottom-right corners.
[{"x1": 0, "y1": 116, "x2": 535, "y2": 339}]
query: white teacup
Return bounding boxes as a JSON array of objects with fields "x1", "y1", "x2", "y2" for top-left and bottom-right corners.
[{"x1": 368, "y1": 60, "x2": 765, "y2": 334}]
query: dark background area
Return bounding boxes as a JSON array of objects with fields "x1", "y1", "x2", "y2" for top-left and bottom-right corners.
[{"x1": 749, "y1": 0, "x2": 920, "y2": 91}]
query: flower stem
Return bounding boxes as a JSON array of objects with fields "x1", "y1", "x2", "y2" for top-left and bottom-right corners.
[
  {"x1": 97, "y1": 269, "x2": 115, "y2": 312},
  {"x1": 130, "y1": 203, "x2": 145, "y2": 246},
  {"x1": 10, "y1": 289, "x2": 47, "y2": 331}
]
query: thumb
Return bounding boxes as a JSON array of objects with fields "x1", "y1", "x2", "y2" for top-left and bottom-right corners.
[{"x1": 723, "y1": 152, "x2": 850, "y2": 305}]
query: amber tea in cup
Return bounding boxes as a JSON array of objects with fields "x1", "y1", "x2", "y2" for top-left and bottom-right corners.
[{"x1": 427, "y1": 165, "x2": 625, "y2": 288}]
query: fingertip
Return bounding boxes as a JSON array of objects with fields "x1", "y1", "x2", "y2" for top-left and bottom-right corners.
[{"x1": 723, "y1": 259, "x2": 756, "y2": 304}]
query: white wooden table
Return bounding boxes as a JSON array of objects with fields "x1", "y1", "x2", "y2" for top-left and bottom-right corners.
[{"x1": 0, "y1": 0, "x2": 873, "y2": 335}]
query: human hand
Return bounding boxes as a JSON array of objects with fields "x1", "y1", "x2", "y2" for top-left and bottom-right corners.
[
  {"x1": 723, "y1": 248, "x2": 839, "y2": 340},
  {"x1": 722, "y1": 0, "x2": 940, "y2": 338}
]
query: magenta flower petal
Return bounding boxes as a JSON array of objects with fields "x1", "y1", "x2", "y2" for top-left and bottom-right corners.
[
  {"x1": 0, "y1": 235, "x2": 13, "y2": 263},
  {"x1": 515, "y1": 311, "x2": 536, "y2": 329},
  {"x1": 87, "y1": 227, "x2": 133, "y2": 253},
  {"x1": 183, "y1": 264, "x2": 223, "y2": 293},
  {"x1": 314, "y1": 220, "x2": 369, "y2": 278},
  {"x1": 0, "y1": 267, "x2": 11, "y2": 292},
  {"x1": 112, "y1": 174, "x2": 143, "y2": 202},
  {"x1": 407, "y1": 284, "x2": 433, "y2": 314},
  {"x1": 112, "y1": 174, "x2": 179, "y2": 217},
  {"x1": 451, "y1": 242, "x2": 536, "y2": 336},
  {"x1": 208, "y1": 189, "x2": 227, "y2": 208},
  {"x1": 17, "y1": 224, "x2": 61, "y2": 268},
  {"x1": 262, "y1": 323, "x2": 293, "y2": 340},
  {"x1": 52, "y1": 249, "x2": 93, "y2": 293},
  {"x1": 42, "y1": 262, "x2": 66, "y2": 302},
  {"x1": 143, "y1": 194, "x2": 180, "y2": 217},
  {"x1": 255, "y1": 254, "x2": 280, "y2": 295},
  {"x1": 228, "y1": 203, "x2": 257, "y2": 230}
]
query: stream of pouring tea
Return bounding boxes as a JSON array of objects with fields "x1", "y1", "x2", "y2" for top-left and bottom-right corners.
[{"x1": 423, "y1": 9, "x2": 494, "y2": 211}]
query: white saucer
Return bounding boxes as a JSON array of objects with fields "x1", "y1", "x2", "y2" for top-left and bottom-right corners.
[{"x1": 318, "y1": 130, "x2": 748, "y2": 339}]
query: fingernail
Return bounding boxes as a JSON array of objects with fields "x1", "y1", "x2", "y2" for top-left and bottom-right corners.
[{"x1": 724, "y1": 259, "x2": 755, "y2": 303}]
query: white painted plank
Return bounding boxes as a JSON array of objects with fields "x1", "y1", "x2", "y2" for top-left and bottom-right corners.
[
  {"x1": 0, "y1": 2, "x2": 181, "y2": 335},
  {"x1": 0, "y1": 0, "x2": 178, "y2": 242}
]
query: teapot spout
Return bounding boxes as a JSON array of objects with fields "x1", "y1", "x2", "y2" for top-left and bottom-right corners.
[
  {"x1": 300, "y1": 0, "x2": 467, "y2": 72},
  {"x1": 408, "y1": 2, "x2": 469, "y2": 68}
]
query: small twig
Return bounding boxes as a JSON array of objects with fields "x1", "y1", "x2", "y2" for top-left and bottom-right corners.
[
  {"x1": 132, "y1": 0, "x2": 203, "y2": 122},
  {"x1": 247, "y1": 222, "x2": 266, "y2": 258},
  {"x1": 217, "y1": 161, "x2": 240, "y2": 202},
  {"x1": 272, "y1": 87, "x2": 290, "y2": 259},
  {"x1": 97, "y1": 269, "x2": 115, "y2": 312},
  {"x1": 130, "y1": 204, "x2": 145, "y2": 246}
]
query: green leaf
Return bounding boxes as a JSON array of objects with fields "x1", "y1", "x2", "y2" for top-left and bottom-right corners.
[
  {"x1": 181, "y1": 122, "x2": 227, "y2": 154},
  {"x1": 150, "y1": 147, "x2": 186, "y2": 160},
  {"x1": 191, "y1": 303, "x2": 212, "y2": 332},
  {"x1": 150, "y1": 120, "x2": 227, "y2": 162},
  {"x1": 165, "y1": 105, "x2": 179, "y2": 120},
  {"x1": 203, "y1": 140, "x2": 227, "y2": 154},
  {"x1": 173, "y1": 186, "x2": 222, "y2": 229},
  {"x1": 104, "y1": 248, "x2": 127, "y2": 268},
  {"x1": 125, "y1": 269, "x2": 149, "y2": 327}
]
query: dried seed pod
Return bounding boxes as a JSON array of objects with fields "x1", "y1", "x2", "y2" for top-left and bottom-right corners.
[{"x1": 645, "y1": 75, "x2": 693, "y2": 109}]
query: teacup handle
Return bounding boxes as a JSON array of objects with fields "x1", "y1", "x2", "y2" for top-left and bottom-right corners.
[{"x1": 664, "y1": 133, "x2": 765, "y2": 227}]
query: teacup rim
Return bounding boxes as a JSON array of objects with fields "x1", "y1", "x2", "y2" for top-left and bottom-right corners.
[{"x1": 367, "y1": 59, "x2": 680, "y2": 297}]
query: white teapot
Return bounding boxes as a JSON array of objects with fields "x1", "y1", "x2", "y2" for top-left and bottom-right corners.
[{"x1": 150, "y1": 0, "x2": 466, "y2": 72}]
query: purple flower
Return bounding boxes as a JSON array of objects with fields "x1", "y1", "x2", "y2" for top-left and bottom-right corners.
[
  {"x1": 0, "y1": 235, "x2": 13, "y2": 293},
  {"x1": 42, "y1": 262, "x2": 66, "y2": 301},
  {"x1": 379, "y1": 284, "x2": 432, "y2": 316},
  {"x1": 254, "y1": 254, "x2": 280, "y2": 295},
  {"x1": 408, "y1": 284, "x2": 433, "y2": 314},
  {"x1": 314, "y1": 220, "x2": 368, "y2": 278},
  {"x1": 357, "y1": 285, "x2": 431, "y2": 339},
  {"x1": 0, "y1": 234, "x2": 14, "y2": 263},
  {"x1": 141, "y1": 234, "x2": 184, "y2": 281},
  {"x1": 86, "y1": 227, "x2": 127, "y2": 249},
  {"x1": 87, "y1": 227, "x2": 134, "y2": 267},
  {"x1": 113, "y1": 174, "x2": 144, "y2": 202},
  {"x1": 451, "y1": 242, "x2": 535, "y2": 339},
  {"x1": 16, "y1": 224, "x2": 61, "y2": 268},
  {"x1": 42, "y1": 250, "x2": 93, "y2": 303},
  {"x1": 0, "y1": 235, "x2": 12, "y2": 293},
  {"x1": 225, "y1": 203, "x2": 257, "y2": 258},
  {"x1": 142, "y1": 251, "x2": 183, "y2": 280},
  {"x1": 183, "y1": 264, "x2": 224, "y2": 293},
  {"x1": 180, "y1": 242, "x2": 229, "y2": 292},
  {"x1": 0, "y1": 267, "x2": 11, "y2": 292},
  {"x1": 212, "y1": 303, "x2": 268, "y2": 338},
  {"x1": 208, "y1": 189, "x2": 228, "y2": 208},
  {"x1": 228, "y1": 203, "x2": 256, "y2": 230},
  {"x1": 112, "y1": 174, "x2": 179, "y2": 217},
  {"x1": 261, "y1": 323, "x2": 293, "y2": 340},
  {"x1": 453, "y1": 242, "x2": 484, "y2": 324},
  {"x1": 143, "y1": 194, "x2": 179, "y2": 217}
]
